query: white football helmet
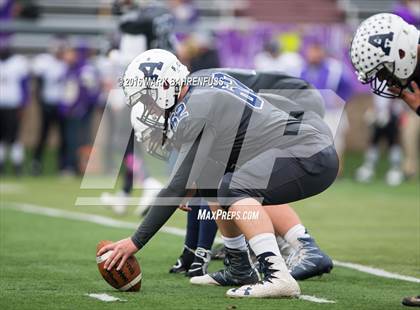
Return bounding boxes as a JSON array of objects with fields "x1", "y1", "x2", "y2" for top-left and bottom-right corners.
[
  {"x1": 123, "y1": 49, "x2": 189, "y2": 128},
  {"x1": 350, "y1": 13, "x2": 419, "y2": 98}
]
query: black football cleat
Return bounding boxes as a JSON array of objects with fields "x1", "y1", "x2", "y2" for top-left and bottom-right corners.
[
  {"x1": 186, "y1": 247, "x2": 211, "y2": 277},
  {"x1": 169, "y1": 245, "x2": 195, "y2": 274},
  {"x1": 211, "y1": 243, "x2": 226, "y2": 260},
  {"x1": 190, "y1": 247, "x2": 259, "y2": 286},
  {"x1": 286, "y1": 237, "x2": 333, "y2": 280}
]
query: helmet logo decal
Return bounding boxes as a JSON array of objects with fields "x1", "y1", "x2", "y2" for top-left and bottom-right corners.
[
  {"x1": 368, "y1": 32, "x2": 394, "y2": 56},
  {"x1": 163, "y1": 80, "x2": 170, "y2": 90},
  {"x1": 138, "y1": 62, "x2": 164, "y2": 80}
]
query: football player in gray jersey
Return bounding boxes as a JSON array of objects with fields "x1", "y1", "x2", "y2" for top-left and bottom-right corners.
[
  {"x1": 189, "y1": 68, "x2": 334, "y2": 281},
  {"x1": 167, "y1": 67, "x2": 334, "y2": 282},
  {"x1": 98, "y1": 49, "x2": 338, "y2": 298}
]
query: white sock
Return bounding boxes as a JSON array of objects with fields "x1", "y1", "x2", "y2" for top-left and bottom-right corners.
[
  {"x1": 222, "y1": 234, "x2": 247, "y2": 251},
  {"x1": 10, "y1": 142, "x2": 24, "y2": 165},
  {"x1": 248, "y1": 233, "x2": 280, "y2": 257},
  {"x1": 389, "y1": 145, "x2": 402, "y2": 168},
  {"x1": 276, "y1": 236, "x2": 291, "y2": 252},
  {"x1": 276, "y1": 236, "x2": 287, "y2": 248},
  {"x1": 284, "y1": 224, "x2": 310, "y2": 250}
]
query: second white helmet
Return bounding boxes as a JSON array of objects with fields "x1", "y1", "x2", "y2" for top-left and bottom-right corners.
[{"x1": 350, "y1": 13, "x2": 419, "y2": 97}]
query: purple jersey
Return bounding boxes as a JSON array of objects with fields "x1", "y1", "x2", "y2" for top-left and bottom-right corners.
[
  {"x1": 60, "y1": 61, "x2": 100, "y2": 118},
  {"x1": 300, "y1": 59, "x2": 353, "y2": 108}
]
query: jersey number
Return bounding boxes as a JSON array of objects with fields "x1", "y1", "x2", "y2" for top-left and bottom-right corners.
[
  {"x1": 212, "y1": 73, "x2": 263, "y2": 109},
  {"x1": 169, "y1": 102, "x2": 189, "y2": 132}
]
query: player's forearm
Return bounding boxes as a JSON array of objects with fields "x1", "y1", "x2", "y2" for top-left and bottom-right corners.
[
  {"x1": 131, "y1": 131, "x2": 212, "y2": 249},
  {"x1": 403, "y1": 97, "x2": 420, "y2": 116},
  {"x1": 130, "y1": 187, "x2": 187, "y2": 249},
  {"x1": 413, "y1": 104, "x2": 420, "y2": 116},
  {"x1": 407, "y1": 99, "x2": 420, "y2": 116},
  {"x1": 402, "y1": 81, "x2": 420, "y2": 116},
  {"x1": 131, "y1": 204, "x2": 178, "y2": 249}
]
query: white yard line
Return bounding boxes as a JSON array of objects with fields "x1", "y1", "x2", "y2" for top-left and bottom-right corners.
[
  {"x1": 299, "y1": 295, "x2": 336, "y2": 303},
  {"x1": 4, "y1": 202, "x2": 420, "y2": 285},
  {"x1": 0, "y1": 183, "x2": 24, "y2": 194},
  {"x1": 332, "y1": 261, "x2": 420, "y2": 283},
  {"x1": 3, "y1": 202, "x2": 188, "y2": 237},
  {"x1": 86, "y1": 293, "x2": 126, "y2": 302}
]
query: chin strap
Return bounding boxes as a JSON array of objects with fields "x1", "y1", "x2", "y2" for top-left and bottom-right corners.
[
  {"x1": 162, "y1": 85, "x2": 180, "y2": 145},
  {"x1": 162, "y1": 109, "x2": 171, "y2": 146}
]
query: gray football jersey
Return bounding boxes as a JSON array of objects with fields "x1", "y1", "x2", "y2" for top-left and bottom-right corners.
[{"x1": 167, "y1": 71, "x2": 333, "y2": 188}]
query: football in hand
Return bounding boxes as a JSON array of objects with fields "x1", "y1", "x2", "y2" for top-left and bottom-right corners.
[{"x1": 96, "y1": 240, "x2": 142, "y2": 292}]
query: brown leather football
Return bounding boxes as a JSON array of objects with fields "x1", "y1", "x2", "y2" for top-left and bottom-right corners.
[{"x1": 96, "y1": 240, "x2": 142, "y2": 292}]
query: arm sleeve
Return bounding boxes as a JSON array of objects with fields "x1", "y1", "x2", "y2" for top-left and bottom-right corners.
[{"x1": 131, "y1": 124, "x2": 217, "y2": 249}]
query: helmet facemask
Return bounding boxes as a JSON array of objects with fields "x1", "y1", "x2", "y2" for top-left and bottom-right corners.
[
  {"x1": 140, "y1": 127, "x2": 173, "y2": 161},
  {"x1": 128, "y1": 88, "x2": 166, "y2": 129},
  {"x1": 130, "y1": 83, "x2": 181, "y2": 160},
  {"x1": 365, "y1": 63, "x2": 405, "y2": 98}
]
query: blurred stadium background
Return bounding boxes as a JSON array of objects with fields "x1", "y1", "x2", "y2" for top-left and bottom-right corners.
[
  {"x1": 0, "y1": 1, "x2": 419, "y2": 309},
  {"x1": 0, "y1": 0, "x2": 419, "y2": 180}
]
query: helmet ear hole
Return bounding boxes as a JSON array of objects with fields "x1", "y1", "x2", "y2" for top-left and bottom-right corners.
[
  {"x1": 163, "y1": 80, "x2": 170, "y2": 90},
  {"x1": 398, "y1": 49, "x2": 405, "y2": 59}
]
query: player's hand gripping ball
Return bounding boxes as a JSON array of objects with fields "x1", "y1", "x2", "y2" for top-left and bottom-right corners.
[{"x1": 96, "y1": 240, "x2": 142, "y2": 292}]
